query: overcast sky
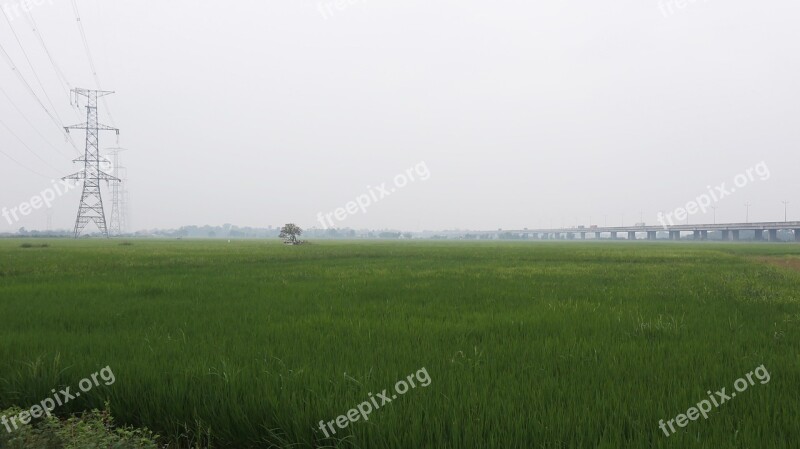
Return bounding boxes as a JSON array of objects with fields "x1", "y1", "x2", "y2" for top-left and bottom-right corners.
[{"x1": 1, "y1": 0, "x2": 798, "y2": 232}]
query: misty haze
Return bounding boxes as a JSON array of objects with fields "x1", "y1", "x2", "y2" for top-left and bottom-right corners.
[{"x1": 0, "y1": 1, "x2": 798, "y2": 448}]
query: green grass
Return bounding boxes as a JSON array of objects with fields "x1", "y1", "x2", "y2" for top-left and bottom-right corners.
[{"x1": 0, "y1": 239, "x2": 798, "y2": 448}]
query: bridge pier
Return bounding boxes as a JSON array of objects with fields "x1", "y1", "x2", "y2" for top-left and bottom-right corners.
[
  {"x1": 693, "y1": 230, "x2": 701, "y2": 240},
  {"x1": 610, "y1": 231, "x2": 617, "y2": 240},
  {"x1": 628, "y1": 231, "x2": 636, "y2": 240},
  {"x1": 648, "y1": 231, "x2": 657, "y2": 240},
  {"x1": 754, "y1": 230, "x2": 764, "y2": 241},
  {"x1": 701, "y1": 230, "x2": 708, "y2": 241},
  {"x1": 722, "y1": 230, "x2": 730, "y2": 240},
  {"x1": 796, "y1": 229, "x2": 800, "y2": 242},
  {"x1": 769, "y1": 229, "x2": 779, "y2": 242},
  {"x1": 580, "y1": 232, "x2": 586, "y2": 240}
]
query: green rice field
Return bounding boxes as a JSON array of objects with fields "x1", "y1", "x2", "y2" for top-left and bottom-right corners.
[{"x1": 0, "y1": 239, "x2": 798, "y2": 448}]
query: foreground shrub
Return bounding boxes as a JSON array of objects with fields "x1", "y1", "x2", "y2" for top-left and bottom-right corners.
[{"x1": 0, "y1": 406, "x2": 159, "y2": 449}]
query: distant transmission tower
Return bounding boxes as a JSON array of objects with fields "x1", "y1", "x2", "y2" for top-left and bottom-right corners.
[
  {"x1": 121, "y1": 179, "x2": 130, "y2": 233},
  {"x1": 105, "y1": 147, "x2": 129, "y2": 236},
  {"x1": 63, "y1": 89, "x2": 119, "y2": 238}
]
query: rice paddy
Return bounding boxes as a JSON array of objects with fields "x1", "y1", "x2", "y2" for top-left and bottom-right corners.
[{"x1": 0, "y1": 239, "x2": 798, "y2": 448}]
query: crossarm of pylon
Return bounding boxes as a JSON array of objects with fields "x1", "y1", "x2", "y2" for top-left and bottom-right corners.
[
  {"x1": 72, "y1": 88, "x2": 115, "y2": 98},
  {"x1": 64, "y1": 122, "x2": 119, "y2": 133},
  {"x1": 98, "y1": 171, "x2": 120, "y2": 182},
  {"x1": 96, "y1": 123, "x2": 119, "y2": 133}
]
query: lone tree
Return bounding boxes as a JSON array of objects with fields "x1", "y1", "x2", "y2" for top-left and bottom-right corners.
[{"x1": 279, "y1": 223, "x2": 303, "y2": 245}]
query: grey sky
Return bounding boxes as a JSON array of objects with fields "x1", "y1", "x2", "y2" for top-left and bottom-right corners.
[{"x1": 1, "y1": 0, "x2": 798, "y2": 232}]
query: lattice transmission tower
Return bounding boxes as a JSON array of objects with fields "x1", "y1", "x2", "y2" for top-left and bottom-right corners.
[
  {"x1": 105, "y1": 147, "x2": 130, "y2": 236},
  {"x1": 63, "y1": 89, "x2": 119, "y2": 238}
]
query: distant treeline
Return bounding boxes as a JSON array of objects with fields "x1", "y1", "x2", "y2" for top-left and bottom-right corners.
[
  {"x1": 1, "y1": 225, "x2": 413, "y2": 239},
  {"x1": 4, "y1": 226, "x2": 798, "y2": 241}
]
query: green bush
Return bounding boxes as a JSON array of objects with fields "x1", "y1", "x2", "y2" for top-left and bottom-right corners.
[{"x1": 0, "y1": 406, "x2": 159, "y2": 449}]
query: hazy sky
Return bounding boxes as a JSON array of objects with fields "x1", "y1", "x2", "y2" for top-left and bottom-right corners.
[{"x1": 1, "y1": 0, "x2": 798, "y2": 232}]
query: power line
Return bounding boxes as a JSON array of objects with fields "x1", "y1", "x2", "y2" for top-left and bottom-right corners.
[
  {"x1": 0, "y1": 146, "x2": 51, "y2": 179},
  {"x1": 23, "y1": 10, "x2": 73, "y2": 91},
  {"x1": 0, "y1": 117, "x2": 62, "y2": 177},
  {"x1": 1, "y1": 7, "x2": 83, "y2": 154},
  {"x1": 0, "y1": 117, "x2": 65, "y2": 174},
  {"x1": 23, "y1": 10, "x2": 80, "y2": 120},
  {"x1": 70, "y1": 0, "x2": 115, "y2": 128},
  {"x1": 0, "y1": 40, "x2": 81, "y2": 157},
  {"x1": 0, "y1": 84, "x2": 73, "y2": 159},
  {"x1": 1, "y1": 8, "x2": 70, "y2": 137}
]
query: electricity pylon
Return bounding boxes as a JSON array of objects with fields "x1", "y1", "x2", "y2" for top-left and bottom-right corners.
[
  {"x1": 63, "y1": 88, "x2": 119, "y2": 238},
  {"x1": 105, "y1": 147, "x2": 129, "y2": 236}
]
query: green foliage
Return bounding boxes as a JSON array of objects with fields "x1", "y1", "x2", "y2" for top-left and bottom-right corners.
[
  {"x1": 0, "y1": 240, "x2": 799, "y2": 448},
  {"x1": 278, "y1": 223, "x2": 302, "y2": 244},
  {"x1": 0, "y1": 406, "x2": 158, "y2": 449}
]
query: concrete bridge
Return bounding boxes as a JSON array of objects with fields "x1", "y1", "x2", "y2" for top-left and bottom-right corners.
[{"x1": 506, "y1": 221, "x2": 800, "y2": 242}]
